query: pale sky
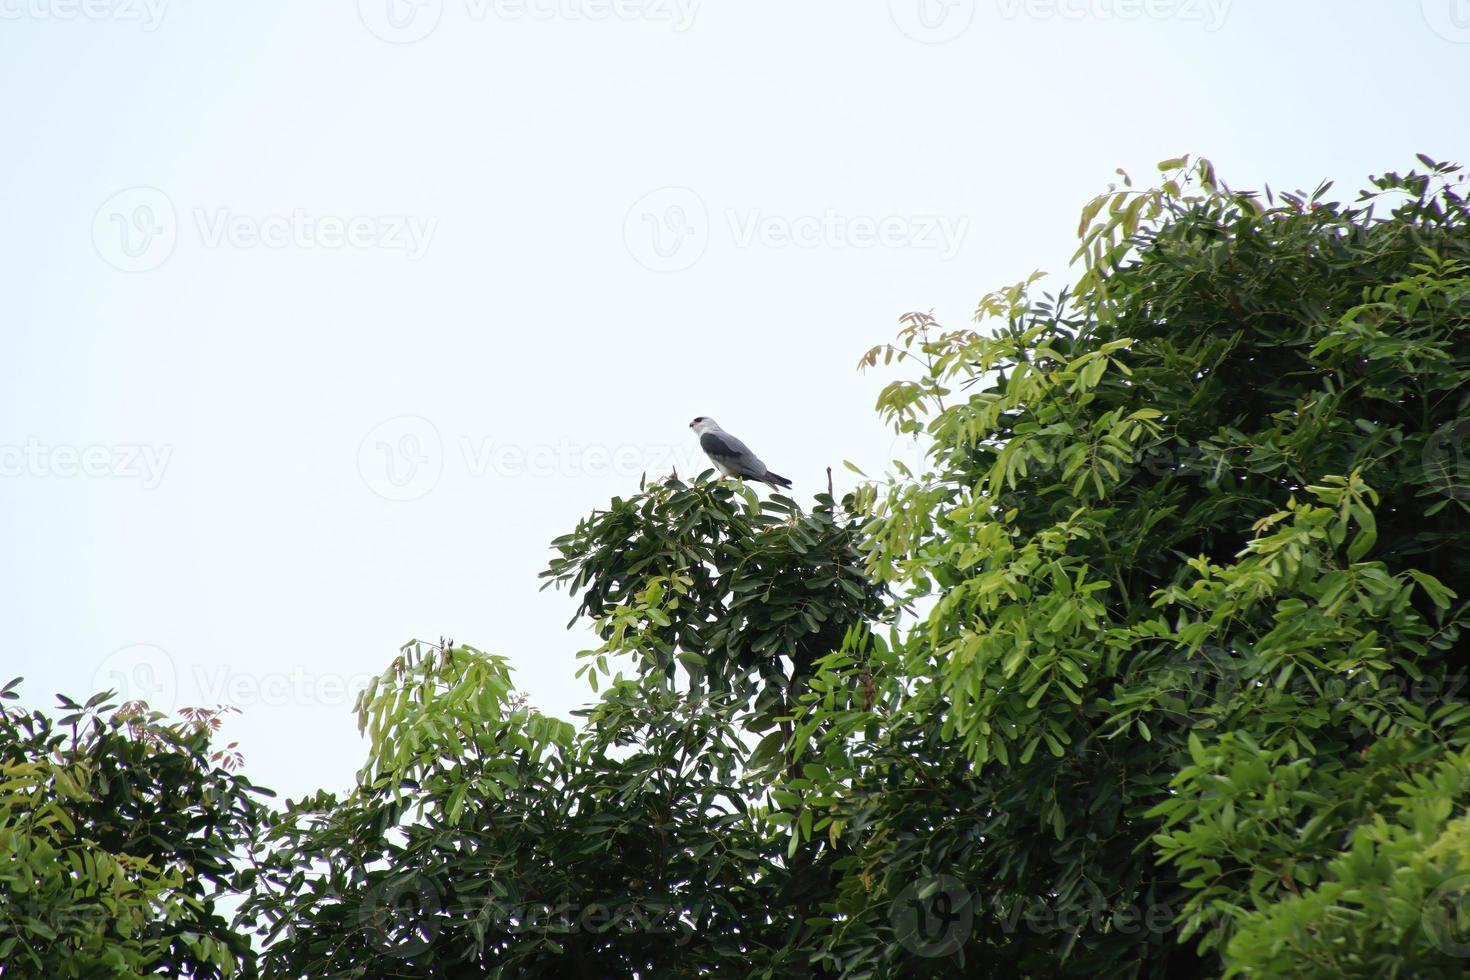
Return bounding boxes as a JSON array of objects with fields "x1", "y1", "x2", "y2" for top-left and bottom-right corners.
[{"x1": 3, "y1": 0, "x2": 1466, "y2": 801}]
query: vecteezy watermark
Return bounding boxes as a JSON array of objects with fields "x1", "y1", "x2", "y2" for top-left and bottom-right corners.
[
  {"x1": 457, "y1": 435, "x2": 702, "y2": 480},
  {"x1": 355, "y1": 884, "x2": 695, "y2": 952},
  {"x1": 90, "y1": 645, "x2": 378, "y2": 713},
  {"x1": 883, "y1": 427, "x2": 934, "y2": 480},
  {"x1": 1135, "y1": 641, "x2": 1470, "y2": 748},
  {"x1": 993, "y1": 0, "x2": 1231, "y2": 31},
  {"x1": 91, "y1": 187, "x2": 437, "y2": 272},
  {"x1": 478, "y1": 899, "x2": 694, "y2": 942},
  {"x1": 1424, "y1": 874, "x2": 1470, "y2": 957},
  {"x1": 890, "y1": 875, "x2": 973, "y2": 957},
  {"x1": 92, "y1": 187, "x2": 177, "y2": 272},
  {"x1": 192, "y1": 209, "x2": 436, "y2": 260},
  {"x1": 93, "y1": 644, "x2": 178, "y2": 713},
  {"x1": 0, "y1": 438, "x2": 172, "y2": 489},
  {"x1": 356, "y1": 414, "x2": 707, "y2": 502},
  {"x1": 1421, "y1": 0, "x2": 1470, "y2": 43},
  {"x1": 357, "y1": 0, "x2": 699, "y2": 44},
  {"x1": 357, "y1": 0, "x2": 444, "y2": 44},
  {"x1": 361, "y1": 874, "x2": 443, "y2": 958},
  {"x1": 888, "y1": 0, "x2": 976, "y2": 43},
  {"x1": 1423, "y1": 419, "x2": 1470, "y2": 501},
  {"x1": 624, "y1": 187, "x2": 970, "y2": 273},
  {"x1": 623, "y1": 186, "x2": 709, "y2": 273},
  {"x1": 991, "y1": 895, "x2": 1231, "y2": 946},
  {"x1": 186, "y1": 665, "x2": 376, "y2": 710},
  {"x1": 357, "y1": 416, "x2": 445, "y2": 503},
  {"x1": 726, "y1": 209, "x2": 968, "y2": 261},
  {"x1": 0, "y1": 0, "x2": 169, "y2": 30}
]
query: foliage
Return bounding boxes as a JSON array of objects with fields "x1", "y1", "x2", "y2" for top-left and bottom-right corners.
[
  {"x1": 16, "y1": 155, "x2": 1470, "y2": 979},
  {"x1": 241, "y1": 482, "x2": 885, "y2": 977},
  {"x1": 805, "y1": 154, "x2": 1470, "y2": 976},
  {"x1": 0, "y1": 681, "x2": 269, "y2": 979},
  {"x1": 545, "y1": 477, "x2": 885, "y2": 709}
]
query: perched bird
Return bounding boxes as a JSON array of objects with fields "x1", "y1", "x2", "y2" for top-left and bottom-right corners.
[{"x1": 689, "y1": 417, "x2": 792, "y2": 489}]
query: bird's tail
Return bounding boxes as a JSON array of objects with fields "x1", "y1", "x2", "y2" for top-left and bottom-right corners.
[{"x1": 764, "y1": 471, "x2": 793, "y2": 489}]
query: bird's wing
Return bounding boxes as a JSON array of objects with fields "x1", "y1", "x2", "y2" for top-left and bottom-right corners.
[{"x1": 700, "y1": 431, "x2": 767, "y2": 477}]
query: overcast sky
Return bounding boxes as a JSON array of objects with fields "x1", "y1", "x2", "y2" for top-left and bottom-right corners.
[{"x1": 2, "y1": 0, "x2": 1466, "y2": 801}]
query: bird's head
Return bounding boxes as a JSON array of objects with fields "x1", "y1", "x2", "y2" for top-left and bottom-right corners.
[{"x1": 689, "y1": 416, "x2": 719, "y2": 435}]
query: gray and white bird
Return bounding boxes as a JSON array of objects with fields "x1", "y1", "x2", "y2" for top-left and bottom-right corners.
[{"x1": 689, "y1": 417, "x2": 792, "y2": 489}]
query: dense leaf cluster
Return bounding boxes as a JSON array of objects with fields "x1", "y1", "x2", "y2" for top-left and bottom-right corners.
[
  {"x1": 0, "y1": 686, "x2": 267, "y2": 978},
  {"x1": 832, "y1": 155, "x2": 1470, "y2": 976},
  {"x1": 240, "y1": 482, "x2": 885, "y2": 977}
]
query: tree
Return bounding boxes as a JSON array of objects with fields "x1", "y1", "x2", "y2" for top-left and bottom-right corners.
[
  {"x1": 241, "y1": 480, "x2": 884, "y2": 977},
  {"x1": 788, "y1": 155, "x2": 1470, "y2": 976},
  {"x1": 0, "y1": 682, "x2": 269, "y2": 979}
]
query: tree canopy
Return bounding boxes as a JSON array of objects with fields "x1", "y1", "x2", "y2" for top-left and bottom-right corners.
[
  {"x1": 0, "y1": 687, "x2": 268, "y2": 978},
  {"x1": 4, "y1": 155, "x2": 1468, "y2": 978}
]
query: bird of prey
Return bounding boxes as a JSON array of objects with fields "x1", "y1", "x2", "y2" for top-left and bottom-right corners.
[{"x1": 689, "y1": 417, "x2": 792, "y2": 489}]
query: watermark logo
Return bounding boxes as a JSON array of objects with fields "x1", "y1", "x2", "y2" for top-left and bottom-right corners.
[
  {"x1": 92, "y1": 189, "x2": 437, "y2": 271},
  {"x1": 359, "y1": 415, "x2": 445, "y2": 502},
  {"x1": 1422, "y1": 0, "x2": 1470, "y2": 43},
  {"x1": 361, "y1": 874, "x2": 443, "y2": 958},
  {"x1": 884, "y1": 427, "x2": 933, "y2": 480},
  {"x1": 889, "y1": 0, "x2": 975, "y2": 43},
  {"x1": 93, "y1": 187, "x2": 177, "y2": 273},
  {"x1": 624, "y1": 186, "x2": 709, "y2": 273},
  {"x1": 0, "y1": 439, "x2": 172, "y2": 489},
  {"x1": 481, "y1": 0, "x2": 699, "y2": 29},
  {"x1": 457, "y1": 435, "x2": 698, "y2": 480},
  {"x1": 1153, "y1": 644, "x2": 1245, "y2": 730},
  {"x1": 993, "y1": 0, "x2": 1231, "y2": 31},
  {"x1": 358, "y1": 0, "x2": 444, "y2": 43},
  {"x1": 192, "y1": 209, "x2": 436, "y2": 260},
  {"x1": 90, "y1": 645, "x2": 380, "y2": 713},
  {"x1": 358, "y1": 0, "x2": 699, "y2": 43},
  {"x1": 890, "y1": 874, "x2": 973, "y2": 957},
  {"x1": 1423, "y1": 419, "x2": 1470, "y2": 501},
  {"x1": 353, "y1": 888, "x2": 695, "y2": 953},
  {"x1": 624, "y1": 188, "x2": 971, "y2": 272},
  {"x1": 727, "y1": 209, "x2": 967, "y2": 260},
  {"x1": 0, "y1": 0, "x2": 170, "y2": 30},
  {"x1": 1424, "y1": 874, "x2": 1470, "y2": 957},
  {"x1": 356, "y1": 417, "x2": 705, "y2": 500},
  {"x1": 92, "y1": 644, "x2": 178, "y2": 709},
  {"x1": 483, "y1": 898, "x2": 693, "y2": 941}
]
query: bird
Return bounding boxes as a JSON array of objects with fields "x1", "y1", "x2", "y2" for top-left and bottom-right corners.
[{"x1": 689, "y1": 417, "x2": 792, "y2": 489}]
